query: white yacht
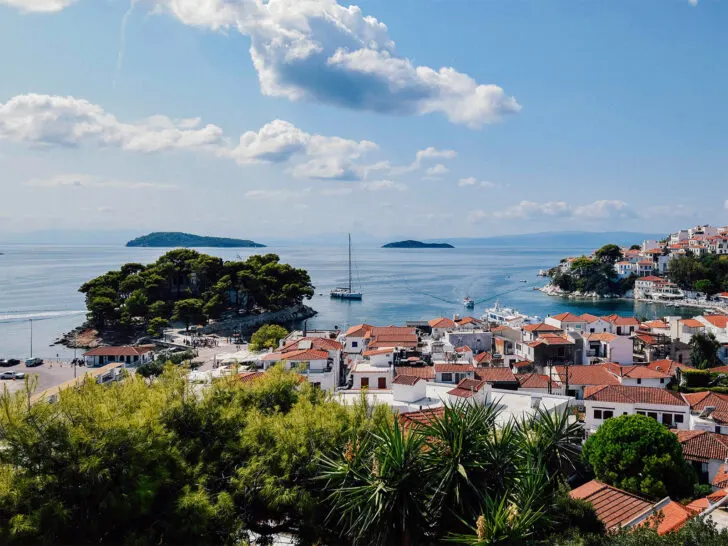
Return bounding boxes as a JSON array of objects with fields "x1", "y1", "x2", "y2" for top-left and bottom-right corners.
[
  {"x1": 330, "y1": 234, "x2": 363, "y2": 301},
  {"x1": 482, "y1": 301, "x2": 540, "y2": 327},
  {"x1": 463, "y1": 297, "x2": 475, "y2": 309}
]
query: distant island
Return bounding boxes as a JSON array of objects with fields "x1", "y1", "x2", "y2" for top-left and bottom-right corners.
[
  {"x1": 126, "y1": 232, "x2": 265, "y2": 248},
  {"x1": 382, "y1": 240, "x2": 455, "y2": 249}
]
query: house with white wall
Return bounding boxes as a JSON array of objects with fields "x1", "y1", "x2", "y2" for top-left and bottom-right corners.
[
  {"x1": 516, "y1": 372, "x2": 564, "y2": 395},
  {"x1": 83, "y1": 346, "x2": 154, "y2": 367},
  {"x1": 429, "y1": 317, "x2": 456, "y2": 340},
  {"x1": 545, "y1": 312, "x2": 587, "y2": 332},
  {"x1": 447, "y1": 378, "x2": 491, "y2": 406},
  {"x1": 262, "y1": 348, "x2": 336, "y2": 391},
  {"x1": 342, "y1": 323, "x2": 371, "y2": 355},
  {"x1": 445, "y1": 330, "x2": 492, "y2": 354},
  {"x1": 391, "y1": 375, "x2": 427, "y2": 403},
  {"x1": 434, "y1": 363, "x2": 476, "y2": 384},
  {"x1": 581, "y1": 314, "x2": 612, "y2": 334},
  {"x1": 584, "y1": 333, "x2": 633, "y2": 364},
  {"x1": 552, "y1": 365, "x2": 620, "y2": 400},
  {"x1": 603, "y1": 314, "x2": 640, "y2": 336},
  {"x1": 601, "y1": 363, "x2": 670, "y2": 387},
  {"x1": 676, "y1": 430, "x2": 728, "y2": 489},
  {"x1": 684, "y1": 391, "x2": 728, "y2": 435},
  {"x1": 583, "y1": 385, "x2": 689, "y2": 435}
]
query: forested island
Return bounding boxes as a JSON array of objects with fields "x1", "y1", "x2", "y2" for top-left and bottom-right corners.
[
  {"x1": 547, "y1": 244, "x2": 636, "y2": 297},
  {"x1": 126, "y1": 232, "x2": 265, "y2": 248},
  {"x1": 78, "y1": 249, "x2": 314, "y2": 338},
  {"x1": 382, "y1": 240, "x2": 455, "y2": 249}
]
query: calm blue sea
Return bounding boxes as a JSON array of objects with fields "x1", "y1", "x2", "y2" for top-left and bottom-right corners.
[{"x1": 0, "y1": 244, "x2": 698, "y2": 359}]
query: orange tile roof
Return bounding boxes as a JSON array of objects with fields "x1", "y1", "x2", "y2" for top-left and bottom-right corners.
[
  {"x1": 261, "y1": 349, "x2": 329, "y2": 362},
  {"x1": 642, "y1": 320, "x2": 669, "y2": 329},
  {"x1": 707, "y1": 489, "x2": 728, "y2": 504},
  {"x1": 512, "y1": 360, "x2": 534, "y2": 369},
  {"x1": 603, "y1": 315, "x2": 640, "y2": 326},
  {"x1": 523, "y1": 322, "x2": 563, "y2": 332},
  {"x1": 637, "y1": 276, "x2": 663, "y2": 282},
  {"x1": 447, "y1": 378, "x2": 487, "y2": 399},
  {"x1": 643, "y1": 501, "x2": 695, "y2": 535},
  {"x1": 369, "y1": 326, "x2": 416, "y2": 337},
  {"x1": 362, "y1": 348, "x2": 394, "y2": 357},
  {"x1": 281, "y1": 337, "x2": 342, "y2": 353},
  {"x1": 584, "y1": 385, "x2": 686, "y2": 406},
  {"x1": 474, "y1": 352, "x2": 492, "y2": 364},
  {"x1": 601, "y1": 363, "x2": 670, "y2": 380},
  {"x1": 516, "y1": 373, "x2": 561, "y2": 389},
  {"x1": 429, "y1": 317, "x2": 456, "y2": 328},
  {"x1": 682, "y1": 391, "x2": 728, "y2": 412},
  {"x1": 675, "y1": 430, "x2": 728, "y2": 463},
  {"x1": 537, "y1": 333, "x2": 574, "y2": 345},
  {"x1": 345, "y1": 323, "x2": 371, "y2": 337},
  {"x1": 702, "y1": 315, "x2": 728, "y2": 329},
  {"x1": 455, "y1": 316, "x2": 482, "y2": 326},
  {"x1": 474, "y1": 367, "x2": 517, "y2": 384},
  {"x1": 681, "y1": 319, "x2": 705, "y2": 328},
  {"x1": 434, "y1": 363, "x2": 475, "y2": 373},
  {"x1": 647, "y1": 359, "x2": 693, "y2": 376},
  {"x1": 685, "y1": 497, "x2": 710, "y2": 513},
  {"x1": 580, "y1": 313, "x2": 603, "y2": 323},
  {"x1": 392, "y1": 375, "x2": 422, "y2": 386},
  {"x1": 570, "y1": 480, "x2": 653, "y2": 531},
  {"x1": 713, "y1": 464, "x2": 728, "y2": 488},
  {"x1": 551, "y1": 312, "x2": 585, "y2": 322},
  {"x1": 394, "y1": 365, "x2": 435, "y2": 380},
  {"x1": 238, "y1": 371, "x2": 266, "y2": 384},
  {"x1": 84, "y1": 346, "x2": 153, "y2": 356},
  {"x1": 555, "y1": 366, "x2": 620, "y2": 386},
  {"x1": 635, "y1": 333, "x2": 658, "y2": 345},
  {"x1": 585, "y1": 332, "x2": 619, "y2": 342},
  {"x1": 455, "y1": 345, "x2": 472, "y2": 353},
  {"x1": 399, "y1": 407, "x2": 445, "y2": 429}
]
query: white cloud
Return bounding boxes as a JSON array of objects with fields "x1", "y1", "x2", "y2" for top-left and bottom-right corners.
[
  {"x1": 96, "y1": 206, "x2": 115, "y2": 213},
  {"x1": 572, "y1": 199, "x2": 635, "y2": 219},
  {"x1": 244, "y1": 188, "x2": 311, "y2": 200},
  {"x1": 689, "y1": 0, "x2": 699, "y2": 6},
  {"x1": 425, "y1": 163, "x2": 449, "y2": 176},
  {"x1": 0, "y1": 0, "x2": 76, "y2": 12},
  {"x1": 360, "y1": 180, "x2": 407, "y2": 192},
  {"x1": 36, "y1": 0, "x2": 516, "y2": 128},
  {"x1": 24, "y1": 173, "x2": 177, "y2": 190},
  {"x1": 321, "y1": 187, "x2": 354, "y2": 196},
  {"x1": 493, "y1": 201, "x2": 570, "y2": 220},
  {"x1": 0, "y1": 94, "x2": 378, "y2": 181},
  {"x1": 415, "y1": 146, "x2": 457, "y2": 165},
  {"x1": 467, "y1": 209, "x2": 487, "y2": 223},
  {"x1": 724, "y1": 199, "x2": 728, "y2": 210},
  {"x1": 458, "y1": 177, "x2": 497, "y2": 188},
  {"x1": 376, "y1": 146, "x2": 457, "y2": 176}
]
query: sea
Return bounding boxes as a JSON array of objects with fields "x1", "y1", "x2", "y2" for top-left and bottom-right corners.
[{"x1": 0, "y1": 244, "x2": 702, "y2": 360}]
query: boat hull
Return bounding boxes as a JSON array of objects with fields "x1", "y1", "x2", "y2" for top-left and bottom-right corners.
[{"x1": 330, "y1": 291, "x2": 363, "y2": 300}]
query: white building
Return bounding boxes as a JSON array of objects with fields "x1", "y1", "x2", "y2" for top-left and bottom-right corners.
[
  {"x1": 581, "y1": 314, "x2": 613, "y2": 334},
  {"x1": 434, "y1": 363, "x2": 476, "y2": 384},
  {"x1": 429, "y1": 317, "x2": 456, "y2": 340},
  {"x1": 583, "y1": 385, "x2": 689, "y2": 435},
  {"x1": 584, "y1": 333, "x2": 633, "y2": 364},
  {"x1": 391, "y1": 375, "x2": 427, "y2": 403},
  {"x1": 262, "y1": 348, "x2": 337, "y2": 391},
  {"x1": 83, "y1": 346, "x2": 154, "y2": 367},
  {"x1": 445, "y1": 330, "x2": 492, "y2": 354},
  {"x1": 614, "y1": 261, "x2": 635, "y2": 279},
  {"x1": 677, "y1": 430, "x2": 728, "y2": 488},
  {"x1": 683, "y1": 391, "x2": 728, "y2": 435},
  {"x1": 342, "y1": 323, "x2": 371, "y2": 355},
  {"x1": 601, "y1": 363, "x2": 671, "y2": 387},
  {"x1": 545, "y1": 312, "x2": 587, "y2": 332}
]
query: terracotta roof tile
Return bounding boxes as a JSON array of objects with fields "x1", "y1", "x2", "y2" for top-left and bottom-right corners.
[
  {"x1": 281, "y1": 337, "x2": 342, "y2": 353},
  {"x1": 570, "y1": 480, "x2": 653, "y2": 531},
  {"x1": 642, "y1": 320, "x2": 669, "y2": 329},
  {"x1": 447, "y1": 378, "x2": 487, "y2": 398},
  {"x1": 394, "y1": 365, "x2": 435, "y2": 380},
  {"x1": 434, "y1": 363, "x2": 475, "y2": 373},
  {"x1": 551, "y1": 312, "x2": 585, "y2": 322},
  {"x1": 345, "y1": 323, "x2": 371, "y2": 337},
  {"x1": 238, "y1": 371, "x2": 266, "y2": 384},
  {"x1": 362, "y1": 348, "x2": 394, "y2": 357},
  {"x1": 83, "y1": 346, "x2": 153, "y2": 357},
  {"x1": 393, "y1": 375, "x2": 422, "y2": 386},
  {"x1": 676, "y1": 430, "x2": 728, "y2": 462},
  {"x1": 516, "y1": 373, "x2": 561, "y2": 389},
  {"x1": 681, "y1": 319, "x2": 705, "y2": 328},
  {"x1": 702, "y1": 315, "x2": 728, "y2": 329},
  {"x1": 585, "y1": 332, "x2": 619, "y2": 342},
  {"x1": 399, "y1": 407, "x2": 444, "y2": 428},
  {"x1": 429, "y1": 317, "x2": 456, "y2": 328},
  {"x1": 474, "y1": 352, "x2": 492, "y2": 364},
  {"x1": 644, "y1": 501, "x2": 695, "y2": 535},
  {"x1": 584, "y1": 385, "x2": 687, "y2": 406},
  {"x1": 601, "y1": 364, "x2": 670, "y2": 380},
  {"x1": 682, "y1": 391, "x2": 728, "y2": 412},
  {"x1": 523, "y1": 322, "x2": 563, "y2": 332},
  {"x1": 555, "y1": 365, "x2": 620, "y2": 386},
  {"x1": 474, "y1": 367, "x2": 517, "y2": 384},
  {"x1": 647, "y1": 359, "x2": 693, "y2": 376},
  {"x1": 713, "y1": 464, "x2": 728, "y2": 488},
  {"x1": 261, "y1": 349, "x2": 329, "y2": 362}
]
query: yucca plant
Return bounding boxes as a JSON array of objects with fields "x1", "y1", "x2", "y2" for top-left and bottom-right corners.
[
  {"x1": 318, "y1": 419, "x2": 430, "y2": 545},
  {"x1": 516, "y1": 408, "x2": 583, "y2": 479}
]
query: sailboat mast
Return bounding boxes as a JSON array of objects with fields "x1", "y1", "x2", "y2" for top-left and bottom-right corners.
[{"x1": 348, "y1": 233, "x2": 352, "y2": 292}]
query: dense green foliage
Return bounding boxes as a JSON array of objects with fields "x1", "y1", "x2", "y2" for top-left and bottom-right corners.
[
  {"x1": 680, "y1": 368, "x2": 728, "y2": 389},
  {"x1": 0, "y1": 367, "x2": 389, "y2": 545},
  {"x1": 126, "y1": 232, "x2": 265, "y2": 248},
  {"x1": 79, "y1": 250, "x2": 314, "y2": 332},
  {"x1": 562, "y1": 518, "x2": 728, "y2": 546},
  {"x1": 689, "y1": 332, "x2": 721, "y2": 369},
  {"x1": 249, "y1": 324, "x2": 289, "y2": 351},
  {"x1": 582, "y1": 415, "x2": 695, "y2": 499},
  {"x1": 668, "y1": 254, "x2": 728, "y2": 294},
  {"x1": 551, "y1": 252, "x2": 635, "y2": 296}
]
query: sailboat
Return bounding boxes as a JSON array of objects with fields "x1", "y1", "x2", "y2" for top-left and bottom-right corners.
[{"x1": 330, "y1": 234, "x2": 363, "y2": 300}]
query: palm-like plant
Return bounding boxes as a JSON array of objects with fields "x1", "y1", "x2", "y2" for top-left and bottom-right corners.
[
  {"x1": 516, "y1": 408, "x2": 583, "y2": 479},
  {"x1": 318, "y1": 419, "x2": 430, "y2": 546}
]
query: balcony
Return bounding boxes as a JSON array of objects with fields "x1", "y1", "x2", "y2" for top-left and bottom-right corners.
[{"x1": 297, "y1": 365, "x2": 333, "y2": 375}]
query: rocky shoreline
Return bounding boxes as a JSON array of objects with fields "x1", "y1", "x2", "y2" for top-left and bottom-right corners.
[
  {"x1": 56, "y1": 304, "x2": 318, "y2": 349},
  {"x1": 538, "y1": 283, "x2": 626, "y2": 300}
]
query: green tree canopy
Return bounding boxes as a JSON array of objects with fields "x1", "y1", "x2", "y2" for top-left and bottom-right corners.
[
  {"x1": 689, "y1": 332, "x2": 721, "y2": 369},
  {"x1": 172, "y1": 298, "x2": 205, "y2": 331},
  {"x1": 595, "y1": 244, "x2": 623, "y2": 264},
  {"x1": 249, "y1": 324, "x2": 289, "y2": 351},
  {"x1": 582, "y1": 414, "x2": 695, "y2": 499}
]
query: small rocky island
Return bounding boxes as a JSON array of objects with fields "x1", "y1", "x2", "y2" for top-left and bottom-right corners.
[
  {"x1": 382, "y1": 240, "x2": 455, "y2": 249},
  {"x1": 127, "y1": 232, "x2": 265, "y2": 248}
]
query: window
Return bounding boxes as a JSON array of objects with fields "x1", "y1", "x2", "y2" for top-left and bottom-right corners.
[
  {"x1": 312, "y1": 382, "x2": 321, "y2": 389},
  {"x1": 351, "y1": 341, "x2": 358, "y2": 348},
  {"x1": 594, "y1": 410, "x2": 603, "y2": 419},
  {"x1": 360, "y1": 377, "x2": 369, "y2": 389},
  {"x1": 378, "y1": 377, "x2": 387, "y2": 389},
  {"x1": 603, "y1": 410, "x2": 614, "y2": 420},
  {"x1": 675, "y1": 414, "x2": 684, "y2": 424},
  {"x1": 557, "y1": 347, "x2": 565, "y2": 357},
  {"x1": 442, "y1": 373, "x2": 453, "y2": 383},
  {"x1": 648, "y1": 412, "x2": 658, "y2": 420},
  {"x1": 717, "y1": 426, "x2": 722, "y2": 434},
  {"x1": 637, "y1": 411, "x2": 645, "y2": 415},
  {"x1": 660, "y1": 378, "x2": 665, "y2": 384},
  {"x1": 637, "y1": 378, "x2": 642, "y2": 385},
  {"x1": 663, "y1": 413, "x2": 673, "y2": 426},
  {"x1": 590, "y1": 328, "x2": 595, "y2": 333}
]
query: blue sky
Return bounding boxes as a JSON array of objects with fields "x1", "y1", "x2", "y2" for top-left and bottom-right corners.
[{"x1": 1, "y1": 0, "x2": 727, "y2": 240}]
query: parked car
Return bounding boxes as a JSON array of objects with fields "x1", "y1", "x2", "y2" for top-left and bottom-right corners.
[
  {"x1": 25, "y1": 358, "x2": 43, "y2": 367},
  {"x1": 0, "y1": 358, "x2": 21, "y2": 367},
  {"x1": 0, "y1": 371, "x2": 25, "y2": 380}
]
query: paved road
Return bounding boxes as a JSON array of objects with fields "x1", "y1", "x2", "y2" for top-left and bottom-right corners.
[{"x1": 1, "y1": 361, "x2": 83, "y2": 396}]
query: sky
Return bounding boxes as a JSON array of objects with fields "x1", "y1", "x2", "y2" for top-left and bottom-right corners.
[{"x1": 1, "y1": 0, "x2": 727, "y2": 241}]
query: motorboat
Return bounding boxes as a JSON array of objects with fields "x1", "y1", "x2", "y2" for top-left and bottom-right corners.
[{"x1": 463, "y1": 297, "x2": 475, "y2": 309}]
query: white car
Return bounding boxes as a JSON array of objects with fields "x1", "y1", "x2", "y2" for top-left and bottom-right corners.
[{"x1": 0, "y1": 371, "x2": 25, "y2": 380}]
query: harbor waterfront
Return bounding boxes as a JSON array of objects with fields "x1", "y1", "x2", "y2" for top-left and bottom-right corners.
[{"x1": 0, "y1": 243, "x2": 700, "y2": 359}]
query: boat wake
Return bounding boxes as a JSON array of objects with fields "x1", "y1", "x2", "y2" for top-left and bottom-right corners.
[{"x1": 0, "y1": 310, "x2": 86, "y2": 324}]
